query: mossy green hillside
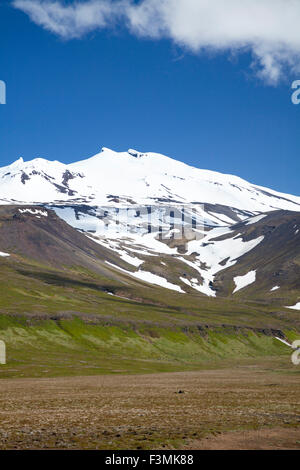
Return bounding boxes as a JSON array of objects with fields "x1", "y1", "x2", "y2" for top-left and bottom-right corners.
[{"x1": 0, "y1": 314, "x2": 297, "y2": 379}]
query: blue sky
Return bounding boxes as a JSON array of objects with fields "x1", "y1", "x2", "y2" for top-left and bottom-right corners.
[{"x1": 0, "y1": 0, "x2": 300, "y2": 195}]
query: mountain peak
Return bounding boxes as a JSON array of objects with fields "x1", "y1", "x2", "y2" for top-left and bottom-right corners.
[
  {"x1": 11, "y1": 157, "x2": 24, "y2": 167},
  {"x1": 1, "y1": 147, "x2": 300, "y2": 213},
  {"x1": 100, "y1": 147, "x2": 146, "y2": 158},
  {"x1": 101, "y1": 147, "x2": 115, "y2": 154},
  {"x1": 127, "y1": 149, "x2": 146, "y2": 158}
]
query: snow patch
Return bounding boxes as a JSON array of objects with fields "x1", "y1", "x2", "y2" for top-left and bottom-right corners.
[
  {"x1": 184, "y1": 228, "x2": 264, "y2": 296},
  {"x1": 133, "y1": 270, "x2": 184, "y2": 293},
  {"x1": 233, "y1": 270, "x2": 256, "y2": 293},
  {"x1": 19, "y1": 208, "x2": 48, "y2": 217},
  {"x1": 244, "y1": 214, "x2": 266, "y2": 225},
  {"x1": 119, "y1": 252, "x2": 144, "y2": 267},
  {"x1": 180, "y1": 276, "x2": 206, "y2": 294},
  {"x1": 105, "y1": 261, "x2": 184, "y2": 293},
  {"x1": 286, "y1": 302, "x2": 300, "y2": 310}
]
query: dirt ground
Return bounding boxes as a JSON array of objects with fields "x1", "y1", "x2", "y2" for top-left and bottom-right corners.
[
  {"x1": 185, "y1": 427, "x2": 300, "y2": 450},
  {"x1": 0, "y1": 367, "x2": 299, "y2": 450}
]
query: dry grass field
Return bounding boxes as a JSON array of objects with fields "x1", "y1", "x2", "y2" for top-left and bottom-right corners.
[{"x1": 0, "y1": 362, "x2": 299, "y2": 450}]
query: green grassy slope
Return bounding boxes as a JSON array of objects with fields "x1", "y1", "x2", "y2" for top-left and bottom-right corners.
[
  {"x1": 0, "y1": 314, "x2": 298, "y2": 379},
  {"x1": 0, "y1": 254, "x2": 299, "y2": 379}
]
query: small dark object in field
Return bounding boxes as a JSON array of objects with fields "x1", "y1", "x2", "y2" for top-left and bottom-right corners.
[{"x1": 176, "y1": 390, "x2": 185, "y2": 394}]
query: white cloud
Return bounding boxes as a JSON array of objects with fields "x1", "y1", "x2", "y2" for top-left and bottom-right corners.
[
  {"x1": 13, "y1": 0, "x2": 128, "y2": 38},
  {"x1": 13, "y1": 0, "x2": 300, "y2": 84}
]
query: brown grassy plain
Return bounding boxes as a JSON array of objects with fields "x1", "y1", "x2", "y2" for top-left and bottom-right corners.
[{"x1": 0, "y1": 362, "x2": 299, "y2": 450}]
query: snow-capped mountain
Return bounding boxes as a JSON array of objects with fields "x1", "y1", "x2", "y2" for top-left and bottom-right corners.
[
  {"x1": 1, "y1": 147, "x2": 300, "y2": 212},
  {"x1": 1, "y1": 147, "x2": 300, "y2": 303}
]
